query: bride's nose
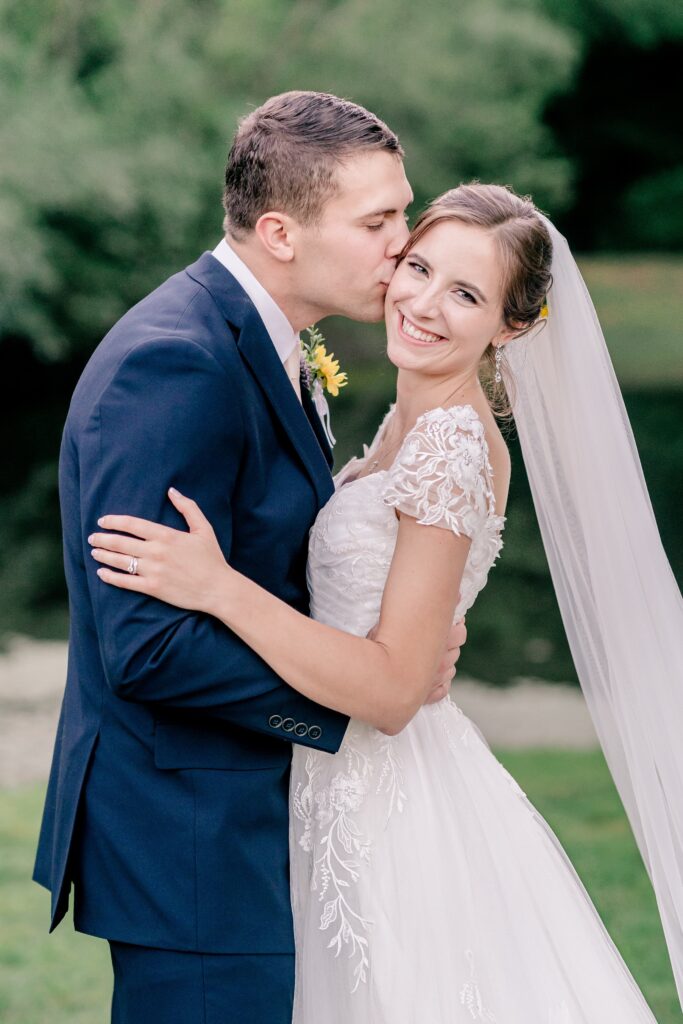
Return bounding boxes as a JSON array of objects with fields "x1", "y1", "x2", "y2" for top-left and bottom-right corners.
[{"x1": 409, "y1": 285, "x2": 441, "y2": 320}]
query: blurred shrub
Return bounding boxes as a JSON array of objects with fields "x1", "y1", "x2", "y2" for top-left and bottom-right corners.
[
  {"x1": 0, "y1": 0, "x2": 239, "y2": 361},
  {"x1": 622, "y1": 168, "x2": 683, "y2": 250},
  {"x1": 541, "y1": 2, "x2": 683, "y2": 250},
  {"x1": 540, "y1": 0, "x2": 683, "y2": 46}
]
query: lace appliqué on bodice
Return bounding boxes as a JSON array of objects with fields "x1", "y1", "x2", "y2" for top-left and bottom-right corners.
[{"x1": 293, "y1": 404, "x2": 506, "y2": 993}]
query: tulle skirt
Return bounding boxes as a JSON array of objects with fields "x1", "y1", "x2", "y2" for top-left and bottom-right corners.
[{"x1": 289, "y1": 697, "x2": 657, "y2": 1023}]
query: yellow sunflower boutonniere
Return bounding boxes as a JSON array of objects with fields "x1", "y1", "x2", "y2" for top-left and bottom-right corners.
[{"x1": 301, "y1": 326, "x2": 348, "y2": 398}]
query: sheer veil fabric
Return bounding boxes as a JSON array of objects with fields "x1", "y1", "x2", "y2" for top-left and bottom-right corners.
[{"x1": 506, "y1": 220, "x2": 683, "y2": 1005}]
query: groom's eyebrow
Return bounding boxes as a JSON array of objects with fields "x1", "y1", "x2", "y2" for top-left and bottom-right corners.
[
  {"x1": 360, "y1": 207, "x2": 403, "y2": 218},
  {"x1": 361, "y1": 191, "x2": 414, "y2": 219}
]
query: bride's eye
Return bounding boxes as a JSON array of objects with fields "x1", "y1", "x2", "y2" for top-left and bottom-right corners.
[
  {"x1": 455, "y1": 288, "x2": 476, "y2": 304},
  {"x1": 408, "y1": 261, "x2": 428, "y2": 275}
]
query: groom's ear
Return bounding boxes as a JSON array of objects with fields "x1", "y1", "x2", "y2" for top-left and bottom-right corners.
[{"x1": 254, "y1": 211, "x2": 297, "y2": 263}]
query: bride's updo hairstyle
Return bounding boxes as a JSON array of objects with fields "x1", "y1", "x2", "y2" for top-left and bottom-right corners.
[{"x1": 402, "y1": 183, "x2": 553, "y2": 417}]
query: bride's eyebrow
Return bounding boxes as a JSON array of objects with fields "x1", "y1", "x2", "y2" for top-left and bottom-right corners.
[{"x1": 407, "y1": 251, "x2": 488, "y2": 304}]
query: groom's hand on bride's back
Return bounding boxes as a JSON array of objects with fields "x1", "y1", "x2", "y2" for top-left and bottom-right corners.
[{"x1": 365, "y1": 617, "x2": 466, "y2": 706}]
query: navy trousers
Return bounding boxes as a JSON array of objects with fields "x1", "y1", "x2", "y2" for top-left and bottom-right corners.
[{"x1": 109, "y1": 942, "x2": 295, "y2": 1024}]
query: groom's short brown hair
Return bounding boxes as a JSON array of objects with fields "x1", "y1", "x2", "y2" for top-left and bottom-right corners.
[{"x1": 223, "y1": 91, "x2": 403, "y2": 238}]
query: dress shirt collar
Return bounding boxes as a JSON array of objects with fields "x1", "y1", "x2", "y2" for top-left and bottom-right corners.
[{"x1": 211, "y1": 238, "x2": 299, "y2": 364}]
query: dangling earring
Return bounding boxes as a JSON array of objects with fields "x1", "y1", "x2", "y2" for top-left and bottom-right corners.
[{"x1": 494, "y1": 344, "x2": 503, "y2": 384}]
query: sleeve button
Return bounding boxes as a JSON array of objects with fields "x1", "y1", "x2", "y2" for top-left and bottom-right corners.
[
  {"x1": 294, "y1": 722, "x2": 308, "y2": 737},
  {"x1": 268, "y1": 715, "x2": 283, "y2": 729},
  {"x1": 281, "y1": 718, "x2": 296, "y2": 732},
  {"x1": 307, "y1": 725, "x2": 322, "y2": 740}
]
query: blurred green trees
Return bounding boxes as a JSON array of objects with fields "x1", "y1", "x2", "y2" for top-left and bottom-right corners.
[
  {"x1": 0, "y1": 0, "x2": 577, "y2": 362},
  {"x1": 0, "y1": 0, "x2": 234, "y2": 361},
  {"x1": 538, "y1": 0, "x2": 683, "y2": 247},
  {"x1": 1, "y1": 0, "x2": 681, "y2": 679}
]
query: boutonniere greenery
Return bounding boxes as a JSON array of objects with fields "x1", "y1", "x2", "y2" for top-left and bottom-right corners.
[{"x1": 300, "y1": 326, "x2": 348, "y2": 398}]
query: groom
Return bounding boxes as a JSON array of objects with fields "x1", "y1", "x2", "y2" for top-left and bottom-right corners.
[{"x1": 34, "y1": 91, "x2": 464, "y2": 1023}]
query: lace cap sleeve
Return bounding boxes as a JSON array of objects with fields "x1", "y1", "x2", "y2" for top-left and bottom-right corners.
[{"x1": 383, "y1": 405, "x2": 496, "y2": 538}]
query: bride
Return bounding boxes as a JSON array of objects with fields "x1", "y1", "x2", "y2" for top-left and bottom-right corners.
[{"x1": 89, "y1": 183, "x2": 682, "y2": 1021}]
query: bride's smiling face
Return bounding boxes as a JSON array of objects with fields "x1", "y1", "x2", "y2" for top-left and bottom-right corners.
[{"x1": 385, "y1": 219, "x2": 511, "y2": 376}]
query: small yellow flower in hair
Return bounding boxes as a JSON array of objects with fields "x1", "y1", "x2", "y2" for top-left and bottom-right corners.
[{"x1": 540, "y1": 297, "x2": 549, "y2": 319}]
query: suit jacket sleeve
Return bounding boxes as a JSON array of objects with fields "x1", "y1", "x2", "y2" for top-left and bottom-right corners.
[{"x1": 79, "y1": 335, "x2": 349, "y2": 753}]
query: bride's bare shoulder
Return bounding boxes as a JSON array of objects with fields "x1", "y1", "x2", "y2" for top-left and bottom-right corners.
[
  {"x1": 487, "y1": 420, "x2": 511, "y2": 469},
  {"x1": 475, "y1": 405, "x2": 511, "y2": 515},
  {"x1": 490, "y1": 441, "x2": 511, "y2": 516}
]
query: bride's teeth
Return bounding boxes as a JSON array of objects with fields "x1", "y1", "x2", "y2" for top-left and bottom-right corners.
[{"x1": 401, "y1": 315, "x2": 442, "y2": 344}]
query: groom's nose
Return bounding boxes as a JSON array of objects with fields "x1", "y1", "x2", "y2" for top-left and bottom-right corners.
[{"x1": 386, "y1": 217, "x2": 410, "y2": 259}]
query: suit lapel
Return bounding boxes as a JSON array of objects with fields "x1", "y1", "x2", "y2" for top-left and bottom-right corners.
[{"x1": 186, "y1": 254, "x2": 333, "y2": 504}]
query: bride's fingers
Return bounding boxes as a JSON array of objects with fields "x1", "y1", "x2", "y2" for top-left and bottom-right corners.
[
  {"x1": 91, "y1": 548, "x2": 145, "y2": 573},
  {"x1": 96, "y1": 514, "x2": 170, "y2": 540},
  {"x1": 87, "y1": 532, "x2": 146, "y2": 556},
  {"x1": 167, "y1": 487, "x2": 210, "y2": 533},
  {"x1": 95, "y1": 566, "x2": 148, "y2": 592}
]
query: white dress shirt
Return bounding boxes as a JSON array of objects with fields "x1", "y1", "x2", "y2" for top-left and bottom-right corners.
[{"x1": 211, "y1": 238, "x2": 301, "y2": 400}]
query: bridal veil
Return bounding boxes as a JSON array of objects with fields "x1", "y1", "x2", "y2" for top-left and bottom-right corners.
[{"x1": 506, "y1": 220, "x2": 683, "y2": 1005}]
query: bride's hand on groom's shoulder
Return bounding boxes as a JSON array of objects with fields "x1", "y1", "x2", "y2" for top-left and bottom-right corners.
[{"x1": 88, "y1": 488, "x2": 232, "y2": 614}]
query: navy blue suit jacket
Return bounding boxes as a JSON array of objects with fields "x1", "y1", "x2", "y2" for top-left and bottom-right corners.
[{"x1": 33, "y1": 252, "x2": 349, "y2": 953}]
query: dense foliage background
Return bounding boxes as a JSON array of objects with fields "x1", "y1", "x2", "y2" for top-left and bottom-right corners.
[{"x1": 2, "y1": 0, "x2": 682, "y2": 684}]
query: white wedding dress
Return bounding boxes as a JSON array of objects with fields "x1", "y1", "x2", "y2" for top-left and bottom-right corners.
[{"x1": 289, "y1": 404, "x2": 657, "y2": 1023}]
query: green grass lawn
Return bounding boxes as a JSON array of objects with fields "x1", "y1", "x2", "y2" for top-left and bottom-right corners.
[
  {"x1": 499, "y1": 749, "x2": 680, "y2": 1022},
  {"x1": 578, "y1": 256, "x2": 683, "y2": 387},
  {"x1": 1, "y1": 750, "x2": 678, "y2": 1022},
  {"x1": 0, "y1": 786, "x2": 110, "y2": 1024}
]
